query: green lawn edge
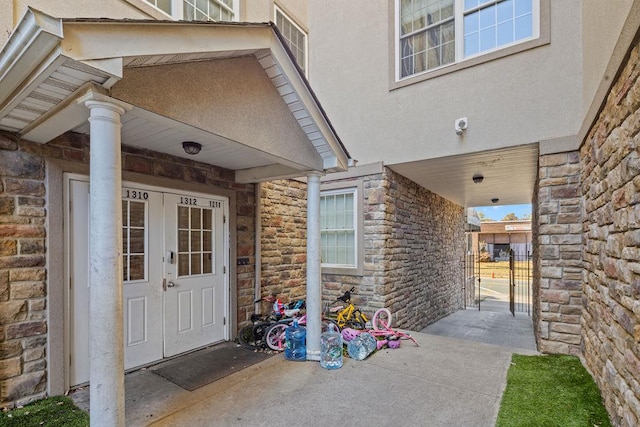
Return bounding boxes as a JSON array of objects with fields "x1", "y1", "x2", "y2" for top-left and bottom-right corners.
[
  {"x1": 496, "y1": 354, "x2": 611, "y2": 427},
  {"x1": 0, "y1": 396, "x2": 89, "y2": 427}
]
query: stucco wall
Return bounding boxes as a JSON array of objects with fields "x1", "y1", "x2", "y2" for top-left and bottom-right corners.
[
  {"x1": 0, "y1": 131, "x2": 255, "y2": 408},
  {"x1": 0, "y1": 0, "x2": 161, "y2": 45},
  {"x1": 581, "y1": 0, "x2": 635, "y2": 113},
  {"x1": 111, "y1": 58, "x2": 322, "y2": 171},
  {"x1": 580, "y1": 43, "x2": 640, "y2": 427},
  {"x1": 307, "y1": 0, "x2": 583, "y2": 165},
  {"x1": 242, "y1": 0, "x2": 307, "y2": 27}
]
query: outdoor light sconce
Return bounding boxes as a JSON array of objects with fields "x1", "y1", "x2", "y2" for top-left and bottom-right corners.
[
  {"x1": 455, "y1": 117, "x2": 468, "y2": 135},
  {"x1": 472, "y1": 173, "x2": 484, "y2": 184},
  {"x1": 182, "y1": 141, "x2": 202, "y2": 155}
]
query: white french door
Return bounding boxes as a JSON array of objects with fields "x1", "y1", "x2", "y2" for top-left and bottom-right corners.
[
  {"x1": 66, "y1": 176, "x2": 228, "y2": 386},
  {"x1": 163, "y1": 193, "x2": 226, "y2": 357}
]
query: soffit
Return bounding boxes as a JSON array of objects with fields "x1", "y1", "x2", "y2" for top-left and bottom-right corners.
[
  {"x1": 388, "y1": 144, "x2": 539, "y2": 208},
  {"x1": 0, "y1": 10, "x2": 350, "y2": 181}
]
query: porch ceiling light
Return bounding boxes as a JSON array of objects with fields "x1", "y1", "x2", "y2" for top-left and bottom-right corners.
[
  {"x1": 472, "y1": 173, "x2": 484, "y2": 183},
  {"x1": 491, "y1": 198, "x2": 499, "y2": 204},
  {"x1": 182, "y1": 141, "x2": 202, "y2": 155}
]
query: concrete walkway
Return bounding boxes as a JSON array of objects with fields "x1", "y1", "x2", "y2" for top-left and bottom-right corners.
[
  {"x1": 71, "y1": 307, "x2": 538, "y2": 426},
  {"x1": 421, "y1": 304, "x2": 537, "y2": 351}
]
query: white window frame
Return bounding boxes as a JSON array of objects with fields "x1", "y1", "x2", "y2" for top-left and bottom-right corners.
[
  {"x1": 274, "y1": 4, "x2": 309, "y2": 75},
  {"x1": 395, "y1": 0, "x2": 541, "y2": 81},
  {"x1": 320, "y1": 182, "x2": 363, "y2": 276},
  {"x1": 141, "y1": 0, "x2": 239, "y2": 21}
]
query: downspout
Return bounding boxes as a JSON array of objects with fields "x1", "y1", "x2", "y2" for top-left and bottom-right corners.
[{"x1": 254, "y1": 183, "x2": 262, "y2": 314}]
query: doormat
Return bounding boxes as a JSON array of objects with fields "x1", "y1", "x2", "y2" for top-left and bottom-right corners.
[{"x1": 151, "y1": 343, "x2": 272, "y2": 391}]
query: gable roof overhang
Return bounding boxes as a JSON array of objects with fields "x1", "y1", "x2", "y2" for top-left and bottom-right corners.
[{"x1": 0, "y1": 8, "x2": 352, "y2": 182}]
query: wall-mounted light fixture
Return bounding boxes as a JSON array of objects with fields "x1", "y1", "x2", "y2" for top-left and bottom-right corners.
[
  {"x1": 472, "y1": 173, "x2": 484, "y2": 184},
  {"x1": 491, "y1": 198, "x2": 499, "y2": 204},
  {"x1": 182, "y1": 141, "x2": 202, "y2": 155},
  {"x1": 455, "y1": 117, "x2": 468, "y2": 135}
]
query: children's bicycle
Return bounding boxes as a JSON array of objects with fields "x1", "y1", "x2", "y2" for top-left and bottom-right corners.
[
  {"x1": 325, "y1": 287, "x2": 369, "y2": 330},
  {"x1": 368, "y1": 307, "x2": 419, "y2": 347},
  {"x1": 237, "y1": 295, "x2": 305, "y2": 350},
  {"x1": 263, "y1": 315, "x2": 340, "y2": 351}
]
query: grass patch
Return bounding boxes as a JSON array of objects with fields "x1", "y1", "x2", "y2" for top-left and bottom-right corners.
[
  {"x1": 497, "y1": 354, "x2": 611, "y2": 427},
  {"x1": 0, "y1": 396, "x2": 88, "y2": 427}
]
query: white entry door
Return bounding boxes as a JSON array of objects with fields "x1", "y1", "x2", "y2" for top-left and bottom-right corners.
[
  {"x1": 163, "y1": 193, "x2": 227, "y2": 357},
  {"x1": 67, "y1": 177, "x2": 228, "y2": 386}
]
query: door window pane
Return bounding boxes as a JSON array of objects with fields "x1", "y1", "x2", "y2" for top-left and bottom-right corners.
[
  {"x1": 177, "y1": 206, "x2": 215, "y2": 277},
  {"x1": 122, "y1": 200, "x2": 147, "y2": 282}
]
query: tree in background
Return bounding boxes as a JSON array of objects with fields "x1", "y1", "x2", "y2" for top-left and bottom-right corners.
[
  {"x1": 478, "y1": 212, "x2": 494, "y2": 222},
  {"x1": 502, "y1": 212, "x2": 519, "y2": 221}
]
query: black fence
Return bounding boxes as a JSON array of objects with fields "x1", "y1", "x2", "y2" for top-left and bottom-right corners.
[{"x1": 463, "y1": 250, "x2": 531, "y2": 315}]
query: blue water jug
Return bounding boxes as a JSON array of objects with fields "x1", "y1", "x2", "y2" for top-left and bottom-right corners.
[
  {"x1": 320, "y1": 323, "x2": 343, "y2": 369},
  {"x1": 284, "y1": 320, "x2": 306, "y2": 361}
]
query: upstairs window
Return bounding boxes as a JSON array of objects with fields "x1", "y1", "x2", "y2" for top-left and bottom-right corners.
[
  {"x1": 400, "y1": 0, "x2": 455, "y2": 77},
  {"x1": 463, "y1": 0, "x2": 534, "y2": 57},
  {"x1": 398, "y1": 0, "x2": 538, "y2": 79},
  {"x1": 145, "y1": 0, "x2": 237, "y2": 21},
  {"x1": 275, "y1": 6, "x2": 308, "y2": 74}
]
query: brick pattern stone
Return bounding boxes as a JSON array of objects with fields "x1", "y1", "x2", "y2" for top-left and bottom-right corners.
[
  {"x1": 370, "y1": 168, "x2": 466, "y2": 330},
  {"x1": 0, "y1": 131, "x2": 255, "y2": 408},
  {"x1": 580, "y1": 43, "x2": 640, "y2": 427},
  {"x1": 0, "y1": 134, "x2": 48, "y2": 409},
  {"x1": 256, "y1": 180, "x2": 308, "y2": 317},
  {"x1": 261, "y1": 168, "x2": 467, "y2": 331},
  {"x1": 536, "y1": 151, "x2": 583, "y2": 355}
]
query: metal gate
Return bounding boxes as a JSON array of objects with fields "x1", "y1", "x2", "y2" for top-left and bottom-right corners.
[{"x1": 463, "y1": 248, "x2": 531, "y2": 315}]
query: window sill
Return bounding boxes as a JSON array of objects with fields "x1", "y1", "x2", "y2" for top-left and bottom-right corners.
[
  {"x1": 321, "y1": 266, "x2": 363, "y2": 277},
  {"x1": 391, "y1": 36, "x2": 549, "y2": 91}
]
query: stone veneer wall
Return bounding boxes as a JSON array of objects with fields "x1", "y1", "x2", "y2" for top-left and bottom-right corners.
[
  {"x1": 322, "y1": 167, "x2": 467, "y2": 331},
  {"x1": 536, "y1": 151, "x2": 583, "y2": 355},
  {"x1": 0, "y1": 131, "x2": 255, "y2": 408},
  {"x1": 580, "y1": 44, "x2": 640, "y2": 426},
  {"x1": 257, "y1": 180, "x2": 308, "y2": 311}
]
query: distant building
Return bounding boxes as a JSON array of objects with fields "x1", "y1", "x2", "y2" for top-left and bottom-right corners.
[{"x1": 472, "y1": 220, "x2": 532, "y2": 260}]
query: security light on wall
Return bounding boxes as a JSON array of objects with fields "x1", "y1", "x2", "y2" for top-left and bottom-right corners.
[{"x1": 455, "y1": 117, "x2": 468, "y2": 135}]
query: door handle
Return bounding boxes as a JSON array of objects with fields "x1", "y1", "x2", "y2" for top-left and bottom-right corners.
[{"x1": 163, "y1": 279, "x2": 177, "y2": 291}]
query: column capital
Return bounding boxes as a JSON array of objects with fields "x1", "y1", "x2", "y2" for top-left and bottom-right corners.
[
  {"x1": 306, "y1": 171, "x2": 324, "y2": 180},
  {"x1": 77, "y1": 85, "x2": 132, "y2": 116}
]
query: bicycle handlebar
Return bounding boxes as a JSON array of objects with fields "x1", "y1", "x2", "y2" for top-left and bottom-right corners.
[{"x1": 337, "y1": 286, "x2": 355, "y2": 303}]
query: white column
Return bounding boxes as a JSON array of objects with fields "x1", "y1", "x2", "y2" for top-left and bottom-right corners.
[
  {"x1": 306, "y1": 172, "x2": 323, "y2": 361},
  {"x1": 85, "y1": 98, "x2": 126, "y2": 427}
]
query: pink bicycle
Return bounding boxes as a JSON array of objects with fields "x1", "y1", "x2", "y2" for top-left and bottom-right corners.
[
  {"x1": 369, "y1": 308, "x2": 419, "y2": 347},
  {"x1": 264, "y1": 315, "x2": 340, "y2": 351}
]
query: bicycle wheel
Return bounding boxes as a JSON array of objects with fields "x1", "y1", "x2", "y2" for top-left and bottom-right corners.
[
  {"x1": 253, "y1": 322, "x2": 272, "y2": 348},
  {"x1": 237, "y1": 324, "x2": 259, "y2": 349},
  {"x1": 264, "y1": 323, "x2": 288, "y2": 351},
  {"x1": 372, "y1": 308, "x2": 392, "y2": 330}
]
